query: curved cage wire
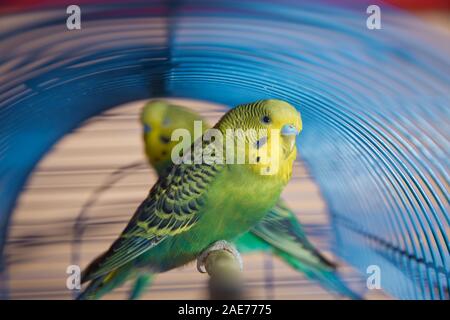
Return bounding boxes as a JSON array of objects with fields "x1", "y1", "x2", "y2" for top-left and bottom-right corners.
[{"x1": 0, "y1": 0, "x2": 448, "y2": 299}]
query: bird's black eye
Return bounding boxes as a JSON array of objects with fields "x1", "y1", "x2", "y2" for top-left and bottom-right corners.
[
  {"x1": 262, "y1": 115, "x2": 271, "y2": 124},
  {"x1": 160, "y1": 135, "x2": 171, "y2": 144}
]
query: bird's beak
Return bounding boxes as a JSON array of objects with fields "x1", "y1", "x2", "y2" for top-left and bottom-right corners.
[{"x1": 281, "y1": 124, "x2": 299, "y2": 136}]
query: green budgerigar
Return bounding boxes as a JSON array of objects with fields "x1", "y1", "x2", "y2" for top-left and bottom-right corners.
[
  {"x1": 130, "y1": 100, "x2": 361, "y2": 300},
  {"x1": 78, "y1": 99, "x2": 302, "y2": 299}
]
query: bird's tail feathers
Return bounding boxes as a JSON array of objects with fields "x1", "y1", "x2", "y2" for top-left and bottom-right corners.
[
  {"x1": 279, "y1": 250, "x2": 364, "y2": 299},
  {"x1": 129, "y1": 273, "x2": 154, "y2": 300},
  {"x1": 77, "y1": 266, "x2": 131, "y2": 300}
]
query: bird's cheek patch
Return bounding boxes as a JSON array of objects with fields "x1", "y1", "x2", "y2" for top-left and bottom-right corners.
[
  {"x1": 254, "y1": 136, "x2": 268, "y2": 149},
  {"x1": 143, "y1": 124, "x2": 152, "y2": 133}
]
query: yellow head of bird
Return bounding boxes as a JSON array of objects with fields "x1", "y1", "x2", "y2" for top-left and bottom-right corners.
[{"x1": 215, "y1": 99, "x2": 302, "y2": 178}]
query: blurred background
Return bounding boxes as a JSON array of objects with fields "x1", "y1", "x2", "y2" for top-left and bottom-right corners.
[{"x1": 0, "y1": 1, "x2": 448, "y2": 299}]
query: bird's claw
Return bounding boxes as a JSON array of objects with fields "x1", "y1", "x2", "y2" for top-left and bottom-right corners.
[{"x1": 197, "y1": 240, "x2": 243, "y2": 274}]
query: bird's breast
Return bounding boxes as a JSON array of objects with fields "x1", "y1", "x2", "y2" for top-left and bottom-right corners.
[{"x1": 199, "y1": 164, "x2": 284, "y2": 239}]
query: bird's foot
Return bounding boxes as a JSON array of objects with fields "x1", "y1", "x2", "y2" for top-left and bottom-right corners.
[{"x1": 197, "y1": 240, "x2": 243, "y2": 274}]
